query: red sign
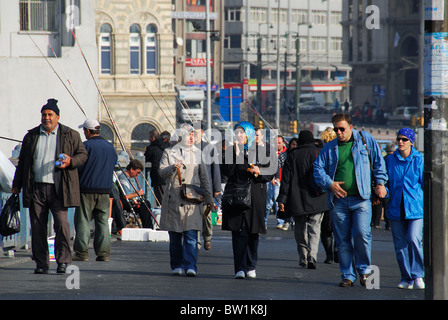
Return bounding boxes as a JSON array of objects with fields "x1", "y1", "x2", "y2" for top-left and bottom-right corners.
[{"x1": 186, "y1": 58, "x2": 213, "y2": 67}]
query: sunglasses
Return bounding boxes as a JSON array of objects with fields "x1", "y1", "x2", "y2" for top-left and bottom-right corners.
[
  {"x1": 333, "y1": 127, "x2": 346, "y2": 133},
  {"x1": 396, "y1": 137, "x2": 409, "y2": 142}
]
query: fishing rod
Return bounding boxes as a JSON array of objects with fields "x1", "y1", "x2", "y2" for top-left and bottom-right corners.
[
  {"x1": 113, "y1": 171, "x2": 142, "y2": 228},
  {"x1": 0, "y1": 136, "x2": 22, "y2": 143},
  {"x1": 24, "y1": 29, "x2": 87, "y2": 118},
  {"x1": 115, "y1": 161, "x2": 160, "y2": 228},
  {"x1": 71, "y1": 30, "x2": 129, "y2": 155},
  {"x1": 72, "y1": 31, "x2": 165, "y2": 211},
  {"x1": 40, "y1": 28, "x2": 86, "y2": 117},
  {"x1": 131, "y1": 71, "x2": 176, "y2": 130}
]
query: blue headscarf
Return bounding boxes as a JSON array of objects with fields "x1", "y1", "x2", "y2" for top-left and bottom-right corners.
[
  {"x1": 234, "y1": 121, "x2": 256, "y2": 151},
  {"x1": 397, "y1": 127, "x2": 415, "y2": 144}
]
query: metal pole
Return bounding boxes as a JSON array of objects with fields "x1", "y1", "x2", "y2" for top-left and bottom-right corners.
[
  {"x1": 206, "y1": 0, "x2": 212, "y2": 136},
  {"x1": 275, "y1": 0, "x2": 281, "y2": 130},
  {"x1": 257, "y1": 36, "x2": 262, "y2": 112},
  {"x1": 423, "y1": 0, "x2": 448, "y2": 300},
  {"x1": 295, "y1": 36, "x2": 300, "y2": 131}
]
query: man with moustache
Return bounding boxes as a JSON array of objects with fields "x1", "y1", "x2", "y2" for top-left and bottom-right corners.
[{"x1": 12, "y1": 98, "x2": 88, "y2": 274}]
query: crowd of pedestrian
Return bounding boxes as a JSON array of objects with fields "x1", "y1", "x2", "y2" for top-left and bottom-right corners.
[{"x1": 9, "y1": 99, "x2": 424, "y2": 290}]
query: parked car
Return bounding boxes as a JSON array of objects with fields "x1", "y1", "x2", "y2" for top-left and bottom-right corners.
[
  {"x1": 211, "y1": 113, "x2": 231, "y2": 131},
  {"x1": 386, "y1": 106, "x2": 418, "y2": 125},
  {"x1": 299, "y1": 101, "x2": 321, "y2": 114}
]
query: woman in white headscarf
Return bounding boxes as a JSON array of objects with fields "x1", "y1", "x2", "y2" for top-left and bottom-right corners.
[{"x1": 159, "y1": 124, "x2": 214, "y2": 277}]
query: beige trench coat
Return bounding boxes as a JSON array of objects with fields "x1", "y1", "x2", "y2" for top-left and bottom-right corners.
[{"x1": 159, "y1": 144, "x2": 214, "y2": 233}]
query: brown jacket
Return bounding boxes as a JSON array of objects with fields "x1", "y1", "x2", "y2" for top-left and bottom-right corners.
[{"x1": 12, "y1": 123, "x2": 88, "y2": 208}]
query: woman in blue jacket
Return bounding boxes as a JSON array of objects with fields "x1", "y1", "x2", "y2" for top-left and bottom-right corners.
[{"x1": 385, "y1": 128, "x2": 424, "y2": 289}]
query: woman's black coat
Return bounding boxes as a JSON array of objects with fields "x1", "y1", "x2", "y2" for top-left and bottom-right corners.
[
  {"x1": 277, "y1": 143, "x2": 328, "y2": 217},
  {"x1": 221, "y1": 143, "x2": 275, "y2": 234}
]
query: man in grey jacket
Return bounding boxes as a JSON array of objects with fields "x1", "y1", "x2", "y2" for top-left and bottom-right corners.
[{"x1": 12, "y1": 99, "x2": 88, "y2": 274}]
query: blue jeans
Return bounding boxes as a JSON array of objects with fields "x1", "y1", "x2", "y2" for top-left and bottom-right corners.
[
  {"x1": 265, "y1": 182, "x2": 282, "y2": 225},
  {"x1": 330, "y1": 196, "x2": 372, "y2": 282},
  {"x1": 389, "y1": 218, "x2": 424, "y2": 283},
  {"x1": 168, "y1": 230, "x2": 198, "y2": 272}
]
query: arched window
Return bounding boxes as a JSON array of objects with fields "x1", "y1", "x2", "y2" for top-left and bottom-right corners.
[
  {"x1": 99, "y1": 122, "x2": 114, "y2": 143},
  {"x1": 131, "y1": 123, "x2": 157, "y2": 152},
  {"x1": 145, "y1": 24, "x2": 158, "y2": 75},
  {"x1": 130, "y1": 24, "x2": 141, "y2": 74},
  {"x1": 100, "y1": 23, "x2": 112, "y2": 74}
]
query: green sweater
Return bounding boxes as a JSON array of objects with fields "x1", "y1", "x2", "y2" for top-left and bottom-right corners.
[{"x1": 334, "y1": 140, "x2": 359, "y2": 196}]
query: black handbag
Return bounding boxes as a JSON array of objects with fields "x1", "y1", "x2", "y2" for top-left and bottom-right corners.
[
  {"x1": 222, "y1": 181, "x2": 251, "y2": 210},
  {"x1": 0, "y1": 193, "x2": 21, "y2": 236},
  {"x1": 177, "y1": 167, "x2": 205, "y2": 204}
]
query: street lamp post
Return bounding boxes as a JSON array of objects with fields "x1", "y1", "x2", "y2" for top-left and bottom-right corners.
[
  {"x1": 295, "y1": 36, "x2": 301, "y2": 131},
  {"x1": 295, "y1": 23, "x2": 311, "y2": 133}
]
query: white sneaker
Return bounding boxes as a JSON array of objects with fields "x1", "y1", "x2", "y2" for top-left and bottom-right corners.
[
  {"x1": 172, "y1": 268, "x2": 183, "y2": 276},
  {"x1": 247, "y1": 270, "x2": 256, "y2": 278},
  {"x1": 414, "y1": 278, "x2": 425, "y2": 289},
  {"x1": 186, "y1": 269, "x2": 197, "y2": 277},
  {"x1": 397, "y1": 281, "x2": 413, "y2": 289},
  {"x1": 235, "y1": 271, "x2": 245, "y2": 279}
]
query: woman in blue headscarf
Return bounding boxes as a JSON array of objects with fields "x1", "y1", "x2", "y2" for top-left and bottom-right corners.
[
  {"x1": 221, "y1": 121, "x2": 276, "y2": 279},
  {"x1": 385, "y1": 128, "x2": 425, "y2": 289}
]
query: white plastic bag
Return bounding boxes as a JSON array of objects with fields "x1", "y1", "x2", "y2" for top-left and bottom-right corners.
[{"x1": 0, "y1": 150, "x2": 15, "y2": 193}]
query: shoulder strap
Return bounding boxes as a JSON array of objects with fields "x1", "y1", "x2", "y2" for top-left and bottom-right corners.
[{"x1": 359, "y1": 131, "x2": 373, "y2": 170}]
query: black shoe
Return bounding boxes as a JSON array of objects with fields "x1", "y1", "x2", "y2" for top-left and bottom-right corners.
[
  {"x1": 307, "y1": 257, "x2": 317, "y2": 269},
  {"x1": 34, "y1": 268, "x2": 49, "y2": 274},
  {"x1": 57, "y1": 263, "x2": 68, "y2": 274}
]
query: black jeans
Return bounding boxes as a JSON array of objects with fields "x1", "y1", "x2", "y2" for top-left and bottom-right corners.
[{"x1": 231, "y1": 220, "x2": 260, "y2": 274}]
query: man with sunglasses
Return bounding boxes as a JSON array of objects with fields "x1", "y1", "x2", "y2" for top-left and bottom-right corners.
[{"x1": 313, "y1": 113, "x2": 387, "y2": 287}]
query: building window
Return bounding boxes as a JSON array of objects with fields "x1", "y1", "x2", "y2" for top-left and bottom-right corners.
[
  {"x1": 100, "y1": 23, "x2": 112, "y2": 74},
  {"x1": 311, "y1": 37, "x2": 327, "y2": 51},
  {"x1": 130, "y1": 24, "x2": 141, "y2": 74},
  {"x1": 292, "y1": 9, "x2": 308, "y2": 25},
  {"x1": 145, "y1": 24, "x2": 158, "y2": 75},
  {"x1": 186, "y1": 39, "x2": 206, "y2": 58},
  {"x1": 312, "y1": 10, "x2": 326, "y2": 25},
  {"x1": 19, "y1": 0, "x2": 57, "y2": 31},
  {"x1": 250, "y1": 8, "x2": 267, "y2": 23},
  {"x1": 225, "y1": 8, "x2": 242, "y2": 21},
  {"x1": 330, "y1": 37, "x2": 342, "y2": 51}
]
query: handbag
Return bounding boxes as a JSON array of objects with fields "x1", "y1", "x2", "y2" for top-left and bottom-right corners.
[
  {"x1": 177, "y1": 167, "x2": 205, "y2": 204},
  {"x1": 221, "y1": 180, "x2": 251, "y2": 210},
  {"x1": 359, "y1": 132, "x2": 381, "y2": 206},
  {"x1": 0, "y1": 193, "x2": 21, "y2": 236}
]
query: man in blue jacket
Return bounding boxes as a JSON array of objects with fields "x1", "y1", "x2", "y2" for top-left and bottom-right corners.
[
  {"x1": 73, "y1": 119, "x2": 118, "y2": 262},
  {"x1": 313, "y1": 113, "x2": 387, "y2": 287}
]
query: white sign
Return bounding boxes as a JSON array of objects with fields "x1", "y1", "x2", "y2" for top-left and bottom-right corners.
[
  {"x1": 424, "y1": 32, "x2": 448, "y2": 96},
  {"x1": 185, "y1": 67, "x2": 206, "y2": 85},
  {"x1": 425, "y1": 0, "x2": 445, "y2": 21}
]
